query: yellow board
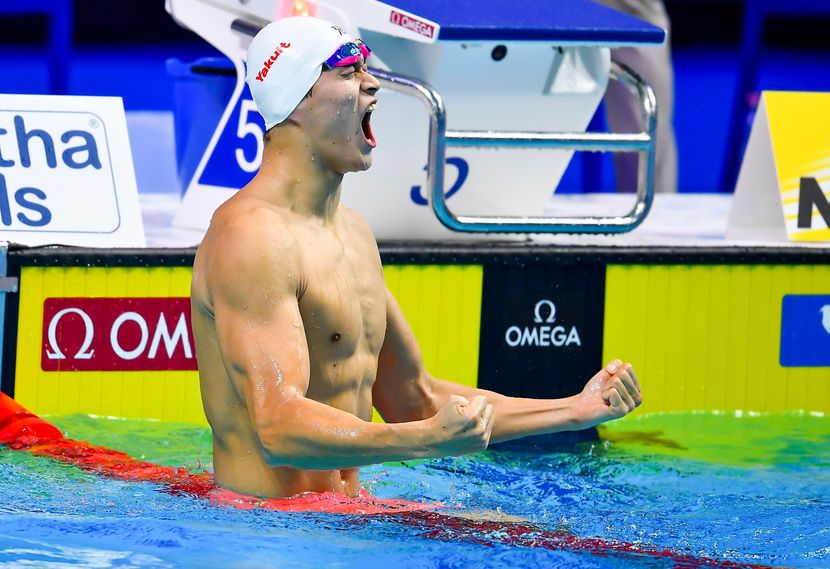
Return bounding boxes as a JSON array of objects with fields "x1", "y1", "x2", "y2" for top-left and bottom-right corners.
[
  {"x1": 384, "y1": 265, "x2": 483, "y2": 390},
  {"x1": 374, "y1": 264, "x2": 484, "y2": 422},
  {"x1": 14, "y1": 266, "x2": 206, "y2": 424},
  {"x1": 604, "y1": 264, "x2": 830, "y2": 414},
  {"x1": 15, "y1": 264, "x2": 484, "y2": 424},
  {"x1": 765, "y1": 91, "x2": 830, "y2": 241}
]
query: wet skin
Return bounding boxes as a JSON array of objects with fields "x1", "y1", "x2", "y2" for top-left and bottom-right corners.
[{"x1": 191, "y1": 59, "x2": 643, "y2": 499}]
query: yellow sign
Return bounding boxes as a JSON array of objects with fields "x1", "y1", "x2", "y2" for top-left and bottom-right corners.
[
  {"x1": 15, "y1": 266, "x2": 205, "y2": 424},
  {"x1": 728, "y1": 91, "x2": 830, "y2": 242},
  {"x1": 604, "y1": 264, "x2": 830, "y2": 415}
]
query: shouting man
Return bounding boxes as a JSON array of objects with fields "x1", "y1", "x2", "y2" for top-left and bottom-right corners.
[{"x1": 191, "y1": 17, "x2": 642, "y2": 500}]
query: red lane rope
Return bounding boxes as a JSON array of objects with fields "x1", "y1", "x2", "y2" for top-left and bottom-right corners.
[
  {"x1": 0, "y1": 392, "x2": 771, "y2": 567},
  {"x1": 386, "y1": 510, "x2": 774, "y2": 568},
  {"x1": 0, "y1": 393, "x2": 423, "y2": 515}
]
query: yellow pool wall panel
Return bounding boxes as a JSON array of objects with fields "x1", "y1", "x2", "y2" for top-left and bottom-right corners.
[
  {"x1": 14, "y1": 261, "x2": 826, "y2": 421},
  {"x1": 604, "y1": 264, "x2": 830, "y2": 415},
  {"x1": 383, "y1": 264, "x2": 483, "y2": 390},
  {"x1": 14, "y1": 266, "x2": 206, "y2": 424},
  {"x1": 14, "y1": 264, "x2": 483, "y2": 425}
]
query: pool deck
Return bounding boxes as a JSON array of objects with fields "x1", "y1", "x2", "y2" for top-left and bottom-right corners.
[{"x1": 138, "y1": 192, "x2": 830, "y2": 254}]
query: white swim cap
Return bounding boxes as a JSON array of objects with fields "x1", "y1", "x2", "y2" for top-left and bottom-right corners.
[{"x1": 246, "y1": 17, "x2": 363, "y2": 131}]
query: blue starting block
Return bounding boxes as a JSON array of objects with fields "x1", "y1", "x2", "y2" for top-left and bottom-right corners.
[{"x1": 388, "y1": 0, "x2": 663, "y2": 44}]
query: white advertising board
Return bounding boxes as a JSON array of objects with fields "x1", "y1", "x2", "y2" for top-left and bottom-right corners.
[{"x1": 0, "y1": 95, "x2": 145, "y2": 247}]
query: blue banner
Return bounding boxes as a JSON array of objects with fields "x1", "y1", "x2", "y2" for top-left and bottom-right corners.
[{"x1": 780, "y1": 295, "x2": 830, "y2": 367}]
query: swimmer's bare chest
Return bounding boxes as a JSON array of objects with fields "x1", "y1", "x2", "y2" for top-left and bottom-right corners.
[
  {"x1": 193, "y1": 206, "x2": 389, "y2": 497},
  {"x1": 251, "y1": 222, "x2": 387, "y2": 497},
  {"x1": 297, "y1": 222, "x2": 388, "y2": 420}
]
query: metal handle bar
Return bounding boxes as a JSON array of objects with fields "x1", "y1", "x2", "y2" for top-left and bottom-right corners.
[
  {"x1": 225, "y1": 17, "x2": 655, "y2": 233},
  {"x1": 372, "y1": 61, "x2": 657, "y2": 234}
]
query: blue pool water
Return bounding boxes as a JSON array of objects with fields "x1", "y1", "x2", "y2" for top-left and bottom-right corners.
[{"x1": 1, "y1": 412, "x2": 828, "y2": 568}]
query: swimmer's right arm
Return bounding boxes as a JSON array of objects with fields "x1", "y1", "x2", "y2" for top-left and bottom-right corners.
[{"x1": 207, "y1": 218, "x2": 493, "y2": 470}]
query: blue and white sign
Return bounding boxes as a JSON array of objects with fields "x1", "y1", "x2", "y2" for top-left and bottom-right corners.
[
  {"x1": 198, "y1": 89, "x2": 263, "y2": 190},
  {"x1": 0, "y1": 95, "x2": 144, "y2": 247},
  {"x1": 780, "y1": 294, "x2": 830, "y2": 367}
]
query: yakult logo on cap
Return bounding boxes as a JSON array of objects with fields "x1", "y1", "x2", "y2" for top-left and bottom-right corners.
[
  {"x1": 389, "y1": 10, "x2": 436, "y2": 39},
  {"x1": 255, "y1": 42, "x2": 292, "y2": 82}
]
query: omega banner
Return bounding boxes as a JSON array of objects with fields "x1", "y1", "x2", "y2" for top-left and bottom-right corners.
[
  {"x1": 478, "y1": 265, "x2": 605, "y2": 399},
  {"x1": 41, "y1": 297, "x2": 197, "y2": 372},
  {"x1": 9, "y1": 266, "x2": 204, "y2": 422}
]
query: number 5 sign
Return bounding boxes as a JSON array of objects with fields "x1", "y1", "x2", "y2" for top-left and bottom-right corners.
[
  {"x1": 173, "y1": 69, "x2": 265, "y2": 230},
  {"x1": 200, "y1": 94, "x2": 264, "y2": 185}
]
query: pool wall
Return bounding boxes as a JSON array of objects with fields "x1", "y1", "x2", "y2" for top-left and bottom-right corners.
[{"x1": 2, "y1": 245, "x2": 828, "y2": 423}]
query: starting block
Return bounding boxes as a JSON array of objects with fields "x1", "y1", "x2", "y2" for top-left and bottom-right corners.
[{"x1": 165, "y1": 0, "x2": 665, "y2": 238}]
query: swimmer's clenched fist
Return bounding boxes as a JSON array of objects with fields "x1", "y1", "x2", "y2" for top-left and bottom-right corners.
[
  {"x1": 427, "y1": 395, "x2": 495, "y2": 456},
  {"x1": 572, "y1": 359, "x2": 643, "y2": 428}
]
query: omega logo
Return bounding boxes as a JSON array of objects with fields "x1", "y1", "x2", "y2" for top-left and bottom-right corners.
[
  {"x1": 533, "y1": 299, "x2": 556, "y2": 323},
  {"x1": 45, "y1": 308, "x2": 193, "y2": 362},
  {"x1": 504, "y1": 299, "x2": 581, "y2": 348},
  {"x1": 41, "y1": 297, "x2": 197, "y2": 371},
  {"x1": 45, "y1": 307, "x2": 96, "y2": 360}
]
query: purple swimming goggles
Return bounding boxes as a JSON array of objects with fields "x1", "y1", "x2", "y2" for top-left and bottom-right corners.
[{"x1": 323, "y1": 39, "x2": 371, "y2": 69}]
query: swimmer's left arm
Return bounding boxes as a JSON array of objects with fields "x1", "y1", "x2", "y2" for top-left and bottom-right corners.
[
  {"x1": 424, "y1": 361, "x2": 642, "y2": 442},
  {"x1": 374, "y1": 289, "x2": 642, "y2": 443}
]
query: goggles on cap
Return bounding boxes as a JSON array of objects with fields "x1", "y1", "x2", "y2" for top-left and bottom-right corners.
[{"x1": 323, "y1": 39, "x2": 371, "y2": 69}]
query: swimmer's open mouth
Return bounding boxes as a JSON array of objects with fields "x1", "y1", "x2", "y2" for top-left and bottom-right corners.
[{"x1": 362, "y1": 103, "x2": 376, "y2": 148}]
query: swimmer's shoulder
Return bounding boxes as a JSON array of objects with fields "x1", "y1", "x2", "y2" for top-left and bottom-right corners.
[
  {"x1": 198, "y1": 197, "x2": 302, "y2": 298},
  {"x1": 208, "y1": 193, "x2": 298, "y2": 251}
]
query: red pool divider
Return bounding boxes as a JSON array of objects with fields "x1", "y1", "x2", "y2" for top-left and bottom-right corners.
[
  {"x1": 0, "y1": 392, "x2": 771, "y2": 567},
  {"x1": 0, "y1": 392, "x2": 428, "y2": 515}
]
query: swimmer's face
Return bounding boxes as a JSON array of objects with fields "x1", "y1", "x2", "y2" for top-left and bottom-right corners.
[{"x1": 291, "y1": 57, "x2": 379, "y2": 174}]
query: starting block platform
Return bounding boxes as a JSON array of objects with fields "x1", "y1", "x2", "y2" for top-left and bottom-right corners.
[
  {"x1": 385, "y1": 0, "x2": 664, "y2": 43},
  {"x1": 166, "y1": 0, "x2": 665, "y2": 238}
]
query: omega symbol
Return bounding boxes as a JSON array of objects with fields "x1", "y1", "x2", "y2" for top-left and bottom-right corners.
[
  {"x1": 45, "y1": 308, "x2": 95, "y2": 360},
  {"x1": 533, "y1": 299, "x2": 556, "y2": 323}
]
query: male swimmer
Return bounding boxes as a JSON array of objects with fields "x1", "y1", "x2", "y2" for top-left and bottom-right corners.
[{"x1": 191, "y1": 17, "x2": 642, "y2": 500}]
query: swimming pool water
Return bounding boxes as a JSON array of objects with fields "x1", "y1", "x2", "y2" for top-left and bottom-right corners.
[{"x1": 1, "y1": 412, "x2": 828, "y2": 568}]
